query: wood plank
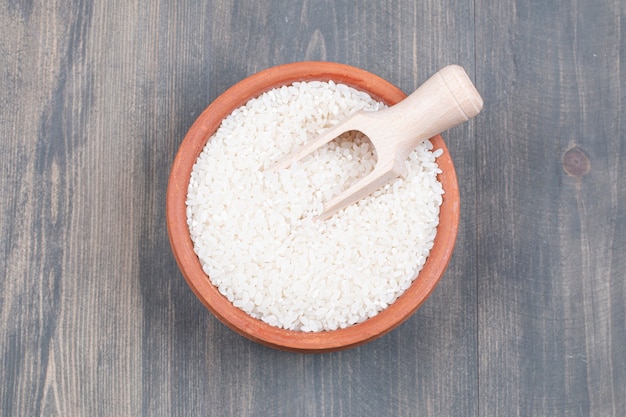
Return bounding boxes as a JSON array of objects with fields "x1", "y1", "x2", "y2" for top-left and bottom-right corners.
[{"x1": 475, "y1": 0, "x2": 626, "y2": 415}]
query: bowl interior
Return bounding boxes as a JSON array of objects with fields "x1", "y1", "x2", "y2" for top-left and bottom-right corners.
[{"x1": 166, "y1": 62, "x2": 460, "y2": 353}]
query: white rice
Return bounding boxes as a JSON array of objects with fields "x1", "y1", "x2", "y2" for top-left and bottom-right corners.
[{"x1": 186, "y1": 81, "x2": 444, "y2": 332}]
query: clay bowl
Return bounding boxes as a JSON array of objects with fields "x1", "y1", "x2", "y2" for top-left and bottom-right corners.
[{"x1": 166, "y1": 61, "x2": 460, "y2": 353}]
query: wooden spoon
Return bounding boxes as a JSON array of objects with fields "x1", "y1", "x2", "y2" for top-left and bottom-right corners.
[{"x1": 272, "y1": 65, "x2": 483, "y2": 220}]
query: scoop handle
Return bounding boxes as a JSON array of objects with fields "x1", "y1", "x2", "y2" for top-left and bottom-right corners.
[{"x1": 381, "y1": 65, "x2": 483, "y2": 158}]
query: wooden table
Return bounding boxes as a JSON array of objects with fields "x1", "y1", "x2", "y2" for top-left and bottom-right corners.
[{"x1": 1, "y1": 1, "x2": 624, "y2": 415}]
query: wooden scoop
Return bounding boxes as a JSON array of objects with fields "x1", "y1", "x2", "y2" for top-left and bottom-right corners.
[{"x1": 272, "y1": 65, "x2": 483, "y2": 220}]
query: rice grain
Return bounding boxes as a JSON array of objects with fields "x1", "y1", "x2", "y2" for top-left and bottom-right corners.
[{"x1": 186, "y1": 81, "x2": 443, "y2": 332}]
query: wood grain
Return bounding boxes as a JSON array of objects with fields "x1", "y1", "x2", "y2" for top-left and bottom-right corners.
[
  {"x1": 0, "y1": 0, "x2": 623, "y2": 416},
  {"x1": 475, "y1": 0, "x2": 625, "y2": 415}
]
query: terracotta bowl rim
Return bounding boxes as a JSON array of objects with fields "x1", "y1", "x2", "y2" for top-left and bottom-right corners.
[{"x1": 166, "y1": 61, "x2": 460, "y2": 353}]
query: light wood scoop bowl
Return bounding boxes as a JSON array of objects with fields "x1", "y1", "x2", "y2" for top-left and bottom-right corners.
[{"x1": 272, "y1": 65, "x2": 483, "y2": 220}]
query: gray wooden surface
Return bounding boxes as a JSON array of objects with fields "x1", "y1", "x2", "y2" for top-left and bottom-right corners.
[{"x1": 1, "y1": 0, "x2": 624, "y2": 416}]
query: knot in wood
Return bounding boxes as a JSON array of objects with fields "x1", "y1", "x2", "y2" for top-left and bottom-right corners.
[{"x1": 562, "y1": 147, "x2": 590, "y2": 177}]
